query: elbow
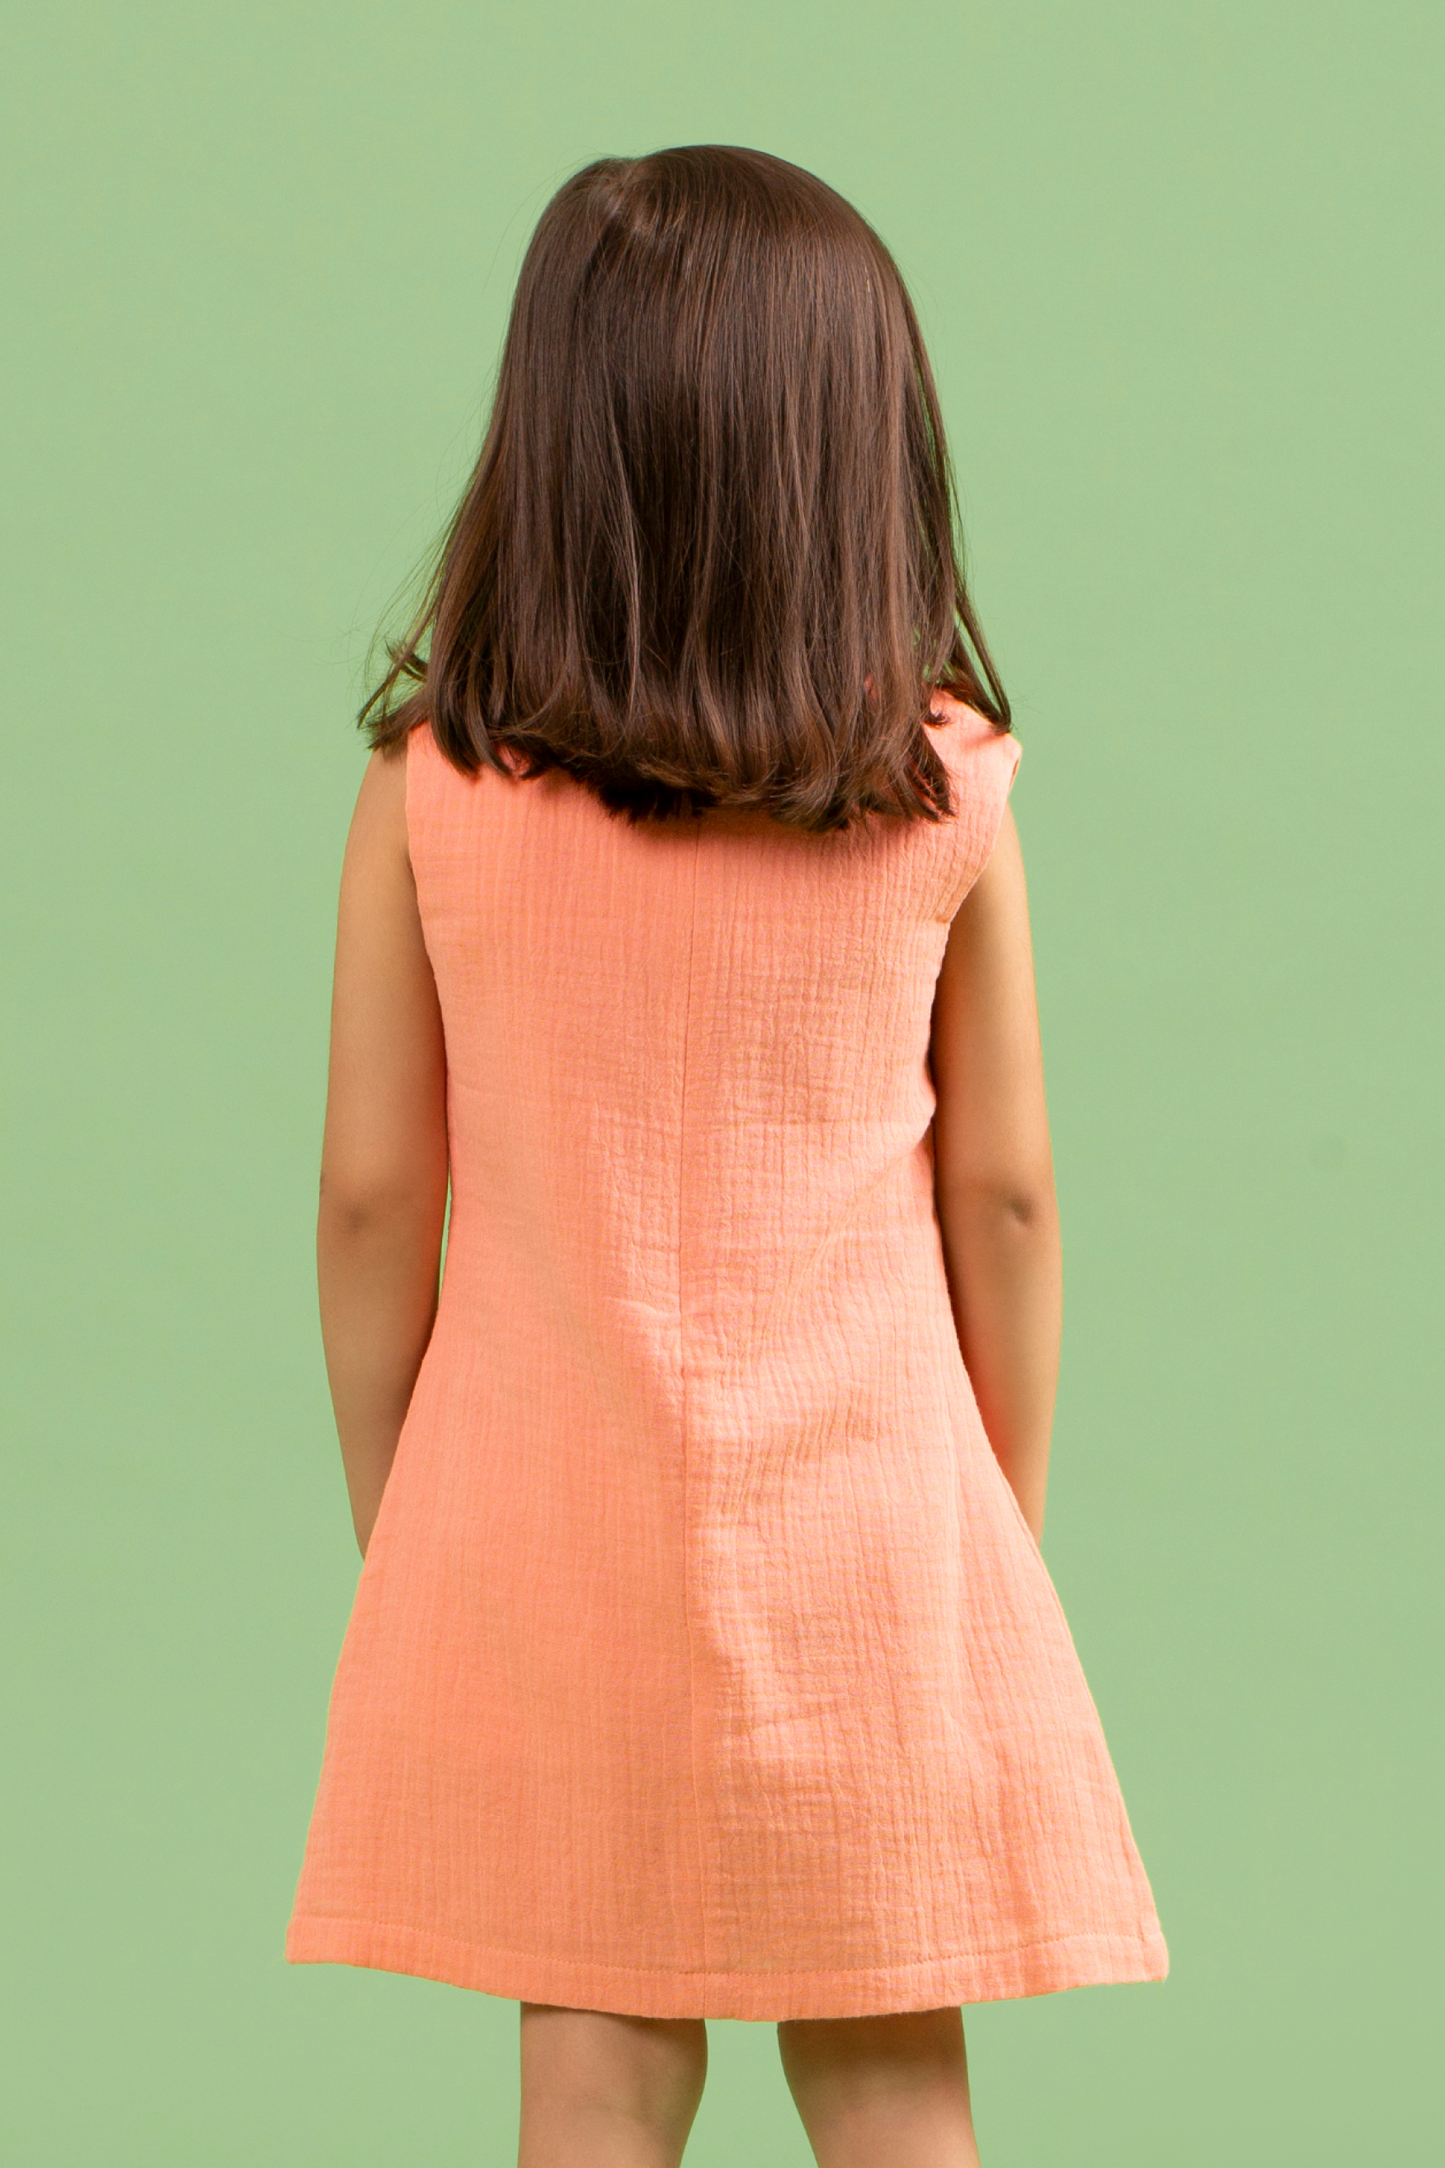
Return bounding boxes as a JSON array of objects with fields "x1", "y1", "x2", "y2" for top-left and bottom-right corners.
[
  {"x1": 995, "y1": 1179, "x2": 1057, "y2": 1234},
  {"x1": 318, "y1": 1160, "x2": 446, "y2": 1238},
  {"x1": 317, "y1": 1188, "x2": 395, "y2": 1241},
  {"x1": 936, "y1": 1169, "x2": 1058, "y2": 1238}
]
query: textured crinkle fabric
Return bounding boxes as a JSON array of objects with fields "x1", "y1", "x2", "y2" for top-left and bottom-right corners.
[{"x1": 285, "y1": 695, "x2": 1168, "y2": 2019}]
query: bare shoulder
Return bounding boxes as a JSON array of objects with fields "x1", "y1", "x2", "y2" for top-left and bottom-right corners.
[
  {"x1": 346, "y1": 740, "x2": 411, "y2": 869},
  {"x1": 955, "y1": 800, "x2": 1024, "y2": 913}
]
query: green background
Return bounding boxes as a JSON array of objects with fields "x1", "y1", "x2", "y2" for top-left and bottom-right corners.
[{"x1": 4, "y1": 2, "x2": 1440, "y2": 2160}]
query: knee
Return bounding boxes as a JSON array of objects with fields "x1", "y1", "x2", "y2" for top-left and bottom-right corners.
[
  {"x1": 520, "y1": 2004, "x2": 708, "y2": 2156},
  {"x1": 775, "y1": 2010, "x2": 977, "y2": 2168},
  {"x1": 777, "y1": 2007, "x2": 966, "y2": 2094}
]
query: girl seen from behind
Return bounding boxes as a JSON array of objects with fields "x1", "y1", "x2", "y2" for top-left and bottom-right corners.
[{"x1": 285, "y1": 144, "x2": 1167, "y2": 2167}]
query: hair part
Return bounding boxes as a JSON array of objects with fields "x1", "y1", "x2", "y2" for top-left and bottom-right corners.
[{"x1": 360, "y1": 144, "x2": 1009, "y2": 831}]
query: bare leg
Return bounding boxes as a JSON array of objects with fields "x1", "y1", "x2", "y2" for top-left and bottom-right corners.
[
  {"x1": 518, "y1": 2003, "x2": 708, "y2": 2168},
  {"x1": 777, "y1": 2008, "x2": 981, "y2": 2168}
]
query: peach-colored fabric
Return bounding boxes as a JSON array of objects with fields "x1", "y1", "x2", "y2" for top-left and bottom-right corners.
[{"x1": 285, "y1": 697, "x2": 1167, "y2": 2018}]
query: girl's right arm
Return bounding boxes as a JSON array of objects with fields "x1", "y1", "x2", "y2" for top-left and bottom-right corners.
[
  {"x1": 317, "y1": 745, "x2": 449, "y2": 1558},
  {"x1": 929, "y1": 805, "x2": 1061, "y2": 1544}
]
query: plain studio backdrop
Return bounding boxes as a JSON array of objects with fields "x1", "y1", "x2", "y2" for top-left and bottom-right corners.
[{"x1": 2, "y1": 3, "x2": 1440, "y2": 2161}]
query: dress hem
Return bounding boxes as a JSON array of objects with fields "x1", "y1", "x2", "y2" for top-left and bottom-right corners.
[{"x1": 284, "y1": 1911, "x2": 1169, "y2": 2020}]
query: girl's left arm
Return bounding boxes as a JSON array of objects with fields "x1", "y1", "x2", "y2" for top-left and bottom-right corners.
[{"x1": 316, "y1": 743, "x2": 449, "y2": 1558}]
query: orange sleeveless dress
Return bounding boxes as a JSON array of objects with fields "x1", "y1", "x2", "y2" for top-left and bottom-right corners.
[{"x1": 285, "y1": 697, "x2": 1167, "y2": 2019}]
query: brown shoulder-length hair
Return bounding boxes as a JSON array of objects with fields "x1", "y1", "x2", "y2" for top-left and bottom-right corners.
[{"x1": 361, "y1": 144, "x2": 1009, "y2": 831}]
